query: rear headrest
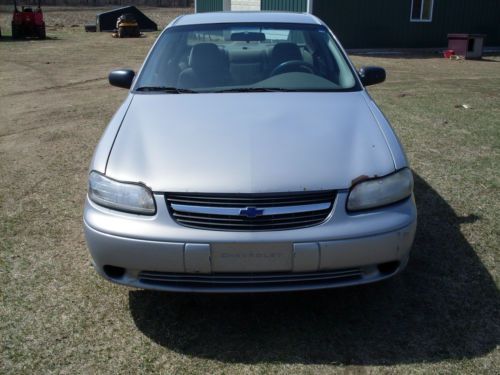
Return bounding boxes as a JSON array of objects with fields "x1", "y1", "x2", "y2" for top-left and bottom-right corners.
[
  {"x1": 189, "y1": 43, "x2": 227, "y2": 73},
  {"x1": 270, "y1": 43, "x2": 303, "y2": 67}
]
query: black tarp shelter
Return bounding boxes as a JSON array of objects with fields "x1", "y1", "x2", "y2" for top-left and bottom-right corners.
[{"x1": 96, "y1": 6, "x2": 157, "y2": 32}]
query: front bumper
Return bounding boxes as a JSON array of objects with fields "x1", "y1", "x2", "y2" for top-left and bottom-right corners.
[{"x1": 83, "y1": 191, "x2": 417, "y2": 293}]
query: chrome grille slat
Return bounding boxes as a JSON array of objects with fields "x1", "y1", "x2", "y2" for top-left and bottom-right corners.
[
  {"x1": 172, "y1": 211, "x2": 329, "y2": 223},
  {"x1": 167, "y1": 197, "x2": 334, "y2": 207},
  {"x1": 171, "y1": 202, "x2": 331, "y2": 216},
  {"x1": 138, "y1": 269, "x2": 363, "y2": 287},
  {"x1": 167, "y1": 198, "x2": 332, "y2": 207},
  {"x1": 168, "y1": 192, "x2": 333, "y2": 202},
  {"x1": 166, "y1": 191, "x2": 336, "y2": 231},
  {"x1": 173, "y1": 218, "x2": 326, "y2": 229}
]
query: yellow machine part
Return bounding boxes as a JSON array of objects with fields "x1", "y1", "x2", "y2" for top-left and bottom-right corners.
[{"x1": 118, "y1": 22, "x2": 139, "y2": 27}]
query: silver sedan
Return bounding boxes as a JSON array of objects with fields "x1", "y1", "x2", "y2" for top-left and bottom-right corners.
[{"x1": 84, "y1": 11, "x2": 417, "y2": 293}]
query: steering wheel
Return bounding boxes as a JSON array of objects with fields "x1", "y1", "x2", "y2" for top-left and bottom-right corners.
[{"x1": 270, "y1": 60, "x2": 315, "y2": 77}]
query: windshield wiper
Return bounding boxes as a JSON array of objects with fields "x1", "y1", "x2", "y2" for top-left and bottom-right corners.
[
  {"x1": 135, "y1": 86, "x2": 198, "y2": 94},
  {"x1": 214, "y1": 87, "x2": 301, "y2": 93},
  {"x1": 215, "y1": 87, "x2": 341, "y2": 93}
]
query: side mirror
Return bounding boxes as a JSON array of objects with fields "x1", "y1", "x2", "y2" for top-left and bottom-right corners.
[
  {"x1": 358, "y1": 66, "x2": 386, "y2": 86},
  {"x1": 108, "y1": 69, "x2": 135, "y2": 89}
]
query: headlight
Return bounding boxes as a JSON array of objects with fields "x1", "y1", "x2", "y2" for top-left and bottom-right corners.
[
  {"x1": 88, "y1": 171, "x2": 156, "y2": 215},
  {"x1": 347, "y1": 168, "x2": 413, "y2": 211}
]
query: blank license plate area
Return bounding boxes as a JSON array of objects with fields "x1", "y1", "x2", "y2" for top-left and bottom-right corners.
[{"x1": 211, "y1": 243, "x2": 292, "y2": 273}]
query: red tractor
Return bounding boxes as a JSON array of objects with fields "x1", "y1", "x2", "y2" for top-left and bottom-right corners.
[{"x1": 12, "y1": 0, "x2": 46, "y2": 39}]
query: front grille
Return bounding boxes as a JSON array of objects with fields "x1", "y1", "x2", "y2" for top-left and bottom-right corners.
[
  {"x1": 138, "y1": 268, "x2": 362, "y2": 289},
  {"x1": 166, "y1": 191, "x2": 336, "y2": 231}
]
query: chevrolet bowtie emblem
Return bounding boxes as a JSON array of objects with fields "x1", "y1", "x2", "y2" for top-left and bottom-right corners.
[{"x1": 239, "y1": 207, "x2": 264, "y2": 218}]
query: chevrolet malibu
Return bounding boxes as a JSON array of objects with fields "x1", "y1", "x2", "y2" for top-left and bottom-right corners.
[{"x1": 84, "y1": 11, "x2": 417, "y2": 293}]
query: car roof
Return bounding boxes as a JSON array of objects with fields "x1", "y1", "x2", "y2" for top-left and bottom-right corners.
[{"x1": 171, "y1": 11, "x2": 322, "y2": 27}]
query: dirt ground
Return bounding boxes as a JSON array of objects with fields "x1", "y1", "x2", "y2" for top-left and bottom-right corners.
[{"x1": 1, "y1": 6, "x2": 499, "y2": 375}]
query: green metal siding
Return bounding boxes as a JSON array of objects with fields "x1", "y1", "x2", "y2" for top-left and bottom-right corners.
[
  {"x1": 313, "y1": 0, "x2": 500, "y2": 48},
  {"x1": 197, "y1": 0, "x2": 223, "y2": 12},
  {"x1": 261, "y1": 0, "x2": 307, "y2": 12}
]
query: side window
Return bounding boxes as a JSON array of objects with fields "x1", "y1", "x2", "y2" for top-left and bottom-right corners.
[{"x1": 410, "y1": 0, "x2": 434, "y2": 22}]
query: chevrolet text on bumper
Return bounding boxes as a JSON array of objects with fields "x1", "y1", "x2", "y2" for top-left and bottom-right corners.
[{"x1": 84, "y1": 11, "x2": 417, "y2": 293}]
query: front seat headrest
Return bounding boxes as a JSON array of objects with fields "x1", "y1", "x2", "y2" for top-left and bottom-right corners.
[
  {"x1": 270, "y1": 43, "x2": 303, "y2": 68},
  {"x1": 189, "y1": 43, "x2": 227, "y2": 73}
]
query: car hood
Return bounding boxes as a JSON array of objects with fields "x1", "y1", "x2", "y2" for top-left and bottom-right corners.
[{"x1": 106, "y1": 92, "x2": 396, "y2": 193}]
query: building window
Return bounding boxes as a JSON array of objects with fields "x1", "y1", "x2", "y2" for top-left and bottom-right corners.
[{"x1": 410, "y1": 0, "x2": 434, "y2": 22}]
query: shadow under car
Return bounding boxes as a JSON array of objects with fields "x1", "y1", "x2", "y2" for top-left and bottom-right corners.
[{"x1": 128, "y1": 173, "x2": 499, "y2": 365}]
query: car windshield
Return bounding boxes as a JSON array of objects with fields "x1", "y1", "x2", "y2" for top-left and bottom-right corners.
[{"x1": 134, "y1": 22, "x2": 360, "y2": 93}]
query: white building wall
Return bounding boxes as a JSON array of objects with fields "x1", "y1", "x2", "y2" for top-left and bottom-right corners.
[{"x1": 230, "y1": 0, "x2": 261, "y2": 11}]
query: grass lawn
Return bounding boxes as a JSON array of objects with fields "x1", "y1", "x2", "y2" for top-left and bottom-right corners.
[{"x1": 1, "y1": 7, "x2": 499, "y2": 374}]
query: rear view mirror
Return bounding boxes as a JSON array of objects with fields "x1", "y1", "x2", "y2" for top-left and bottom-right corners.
[
  {"x1": 230, "y1": 32, "x2": 266, "y2": 42},
  {"x1": 358, "y1": 66, "x2": 386, "y2": 86},
  {"x1": 109, "y1": 69, "x2": 135, "y2": 89}
]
